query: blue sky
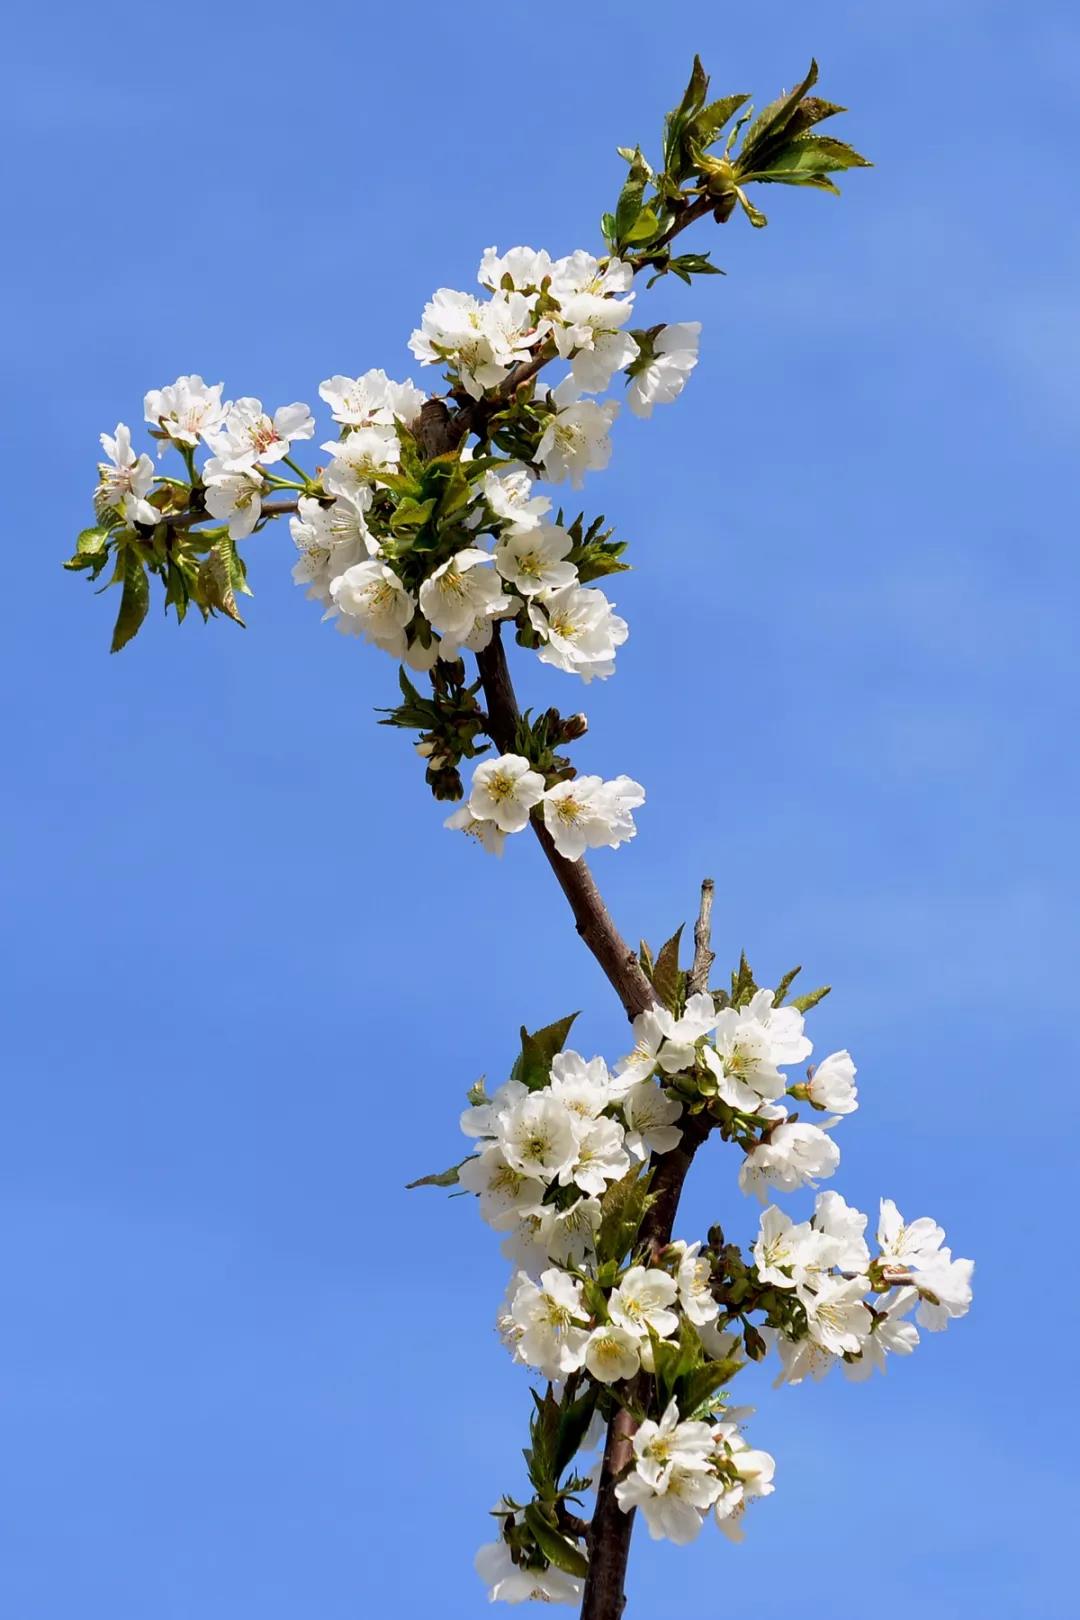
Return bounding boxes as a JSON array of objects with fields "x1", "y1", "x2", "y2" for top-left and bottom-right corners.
[{"x1": 3, "y1": 2, "x2": 1078, "y2": 1615}]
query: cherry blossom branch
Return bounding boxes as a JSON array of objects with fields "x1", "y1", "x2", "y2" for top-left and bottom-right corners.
[{"x1": 689, "y1": 877, "x2": 716, "y2": 996}]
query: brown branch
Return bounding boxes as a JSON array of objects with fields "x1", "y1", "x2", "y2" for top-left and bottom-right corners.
[
  {"x1": 688, "y1": 877, "x2": 716, "y2": 996},
  {"x1": 474, "y1": 627, "x2": 654, "y2": 1021}
]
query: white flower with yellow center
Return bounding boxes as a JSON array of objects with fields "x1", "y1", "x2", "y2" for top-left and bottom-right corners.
[
  {"x1": 144, "y1": 375, "x2": 227, "y2": 448},
  {"x1": 738, "y1": 1119, "x2": 841, "y2": 1203},
  {"x1": 842, "y1": 1288, "x2": 920, "y2": 1380},
  {"x1": 585, "y1": 1323, "x2": 641, "y2": 1384},
  {"x1": 621, "y1": 1081, "x2": 682, "y2": 1161},
  {"x1": 495, "y1": 523, "x2": 576, "y2": 596},
  {"x1": 608, "y1": 1266, "x2": 679, "y2": 1341},
  {"x1": 528, "y1": 583, "x2": 628, "y2": 683},
  {"x1": 290, "y1": 493, "x2": 373, "y2": 604},
  {"x1": 547, "y1": 1051, "x2": 612, "y2": 1124},
  {"x1": 497, "y1": 1091, "x2": 578, "y2": 1181},
  {"x1": 559, "y1": 1115, "x2": 630, "y2": 1196},
  {"x1": 536, "y1": 382, "x2": 619, "y2": 489},
  {"x1": 202, "y1": 456, "x2": 266, "y2": 540},
  {"x1": 457, "y1": 1144, "x2": 544, "y2": 1230},
  {"x1": 483, "y1": 465, "x2": 551, "y2": 531},
  {"x1": 508, "y1": 1267, "x2": 589, "y2": 1378},
  {"x1": 478, "y1": 244, "x2": 556, "y2": 292},
  {"x1": 802, "y1": 1275, "x2": 872, "y2": 1356},
  {"x1": 322, "y1": 424, "x2": 401, "y2": 498},
  {"x1": 468, "y1": 753, "x2": 546, "y2": 834},
  {"x1": 97, "y1": 423, "x2": 158, "y2": 526},
  {"x1": 318, "y1": 368, "x2": 424, "y2": 429},
  {"x1": 208, "y1": 396, "x2": 314, "y2": 470},
  {"x1": 328, "y1": 559, "x2": 415, "y2": 656},
  {"x1": 419, "y1": 548, "x2": 508, "y2": 639},
  {"x1": 541, "y1": 774, "x2": 644, "y2": 861},
  {"x1": 673, "y1": 1240, "x2": 719, "y2": 1326}
]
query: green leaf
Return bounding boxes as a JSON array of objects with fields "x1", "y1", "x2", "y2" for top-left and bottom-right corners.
[
  {"x1": 622, "y1": 206, "x2": 661, "y2": 245},
  {"x1": 743, "y1": 134, "x2": 871, "y2": 187},
  {"x1": 741, "y1": 59, "x2": 819, "y2": 158},
  {"x1": 405, "y1": 1158, "x2": 467, "y2": 1190},
  {"x1": 110, "y1": 548, "x2": 149, "y2": 653},
  {"x1": 678, "y1": 1354, "x2": 744, "y2": 1420},
  {"x1": 512, "y1": 1013, "x2": 580, "y2": 1090},
  {"x1": 772, "y1": 966, "x2": 802, "y2": 1007},
  {"x1": 614, "y1": 147, "x2": 650, "y2": 241},
  {"x1": 76, "y1": 526, "x2": 110, "y2": 557},
  {"x1": 596, "y1": 1165, "x2": 654, "y2": 1266},
  {"x1": 554, "y1": 1385, "x2": 598, "y2": 1478},
  {"x1": 791, "y1": 984, "x2": 831, "y2": 1013},
  {"x1": 730, "y1": 951, "x2": 757, "y2": 1007},
  {"x1": 196, "y1": 536, "x2": 251, "y2": 625},
  {"x1": 523, "y1": 1505, "x2": 589, "y2": 1579},
  {"x1": 652, "y1": 926, "x2": 684, "y2": 1013},
  {"x1": 691, "y1": 93, "x2": 751, "y2": 151}
]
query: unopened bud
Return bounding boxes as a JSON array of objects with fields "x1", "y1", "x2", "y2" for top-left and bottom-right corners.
[{"x1": 560, "y1": 712, "x2": 589, "y2": 742}]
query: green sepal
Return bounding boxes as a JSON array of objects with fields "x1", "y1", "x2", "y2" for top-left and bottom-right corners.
[{"x1": 790, "y1": 984, "x2": 831, "y2": 1013}]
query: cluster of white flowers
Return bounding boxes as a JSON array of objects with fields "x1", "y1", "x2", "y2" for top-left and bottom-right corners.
[
  {"x1": 410, "y1": 245, "x2": 699, "y2": 434},
  {"x1": 614, "y1": 985, "x2": 856, "y2": 1200},
  {"x1": 753, "y1": 1192, "x2": 973, "y2": 1386},
  {"x1": 445, "y1": 754, "x2": 645, "y2": 861},
  {"x1": 615, "y1": 1400, "x2": 775, "y2": 1546},
  {"x1": 460, "y1": 1049, "x2": 680, "y2": 1297}
]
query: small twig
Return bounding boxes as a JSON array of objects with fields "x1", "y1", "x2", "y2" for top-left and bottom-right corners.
[{"x1": 688, "y1": 876, "x2": 716, "y2": 996}]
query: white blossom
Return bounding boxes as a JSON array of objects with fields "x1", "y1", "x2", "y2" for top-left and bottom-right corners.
[
  {"x1": 478, "y1": 244, "x2": 555, "y2": 292},
  {"x1": 202, "y1": 456, "x2": 265, "y2": 539},
  {"x1": 559, "y1": 1115, "x2": 630, "y2": 1196},
  {"x1": 674, "y1": 1241, "x2": 719, "y2": 1327},
  {"x1": 536, "y1": 382, "x2": 619, "y2": 488},
  {"x1": 802, "y1": 1275, "x2": 872, "y2": 1356},
  {"x1": 655, "y1": 991, "x2": 722, "y2": 1075},
  {"x1": 97, "y1": 424, "x2": 158, "y2": 526},
  {"x1": 289, "y1": 492, "x2": 373, "y2": 604},
  {"x1": 585, "y1": 1323, "x2": 641, "y2": 1383},
  {"x1": 773, "y1": 1333, "x2": 837, "y2": 1387},
  {"x1": 627, "y1": 322, "x2": 701, "y2": 418},
  {"x1": 812, "y1": 1190, "x2": 871, "y2": 1273},
  {"x1": 495, "y1": 524, "x2": 577, "y2": 596},
  {"x1": 550, "y1": 251, "x2": 634, "y2": 301},
  {"x1": 508, "y1": 1268, "x2": 589, "y2": 1378},
  {"x1": 475, "y1": 1538, "x2": 582, "y2": 1606},
  {"x1": 503, "y1": 1195, "x2": 602, "y2": 1270},
  {"x1": 443, "y1": 806, "x2": 506, "y2": 855},
  {"x1": 804, "y1": 1050, "x2": 858, "y2": 1114},
  {"x1": 528, "y1": 584, "x2": 628, "y2": 683},
  {"x1": 621, "y1": 1081, "x2": 682, "y2": 1160},
  {"x1": 608, "y1": 1266, "x2": 679, "y2": 1340},
  {"x1": 547, "y1": 1051, "x2": 612, "y2": 1124},
  {"x1": 570, "y1": 329, "x2": 640, "y2": 393},
  {"x1": 482, "y1": 465, "x2": 551, "y2": 531},
  {"x1": 616, "y1": 1465, "x2": 721, "y2": 1545},
  {"x1": 912, "y1": 1254, "x2": 974, "y2": 1332},
  {"x1": 705, "y1": 989, "x2": 811, "y2": 1111},
  {"x1": 322, "y1": 424, "x2": 401, "y2": 497},
  {"x1": 468, "y1": 753, "x2": 546, "y2": 834},
  {"x1": 498, "y1": 1091, "x2": 578, "y2": 1181},
  {"x1": 541, "y1": 774, "x2": 644, "y2": 860},
  {"x1": 876, "y1": 1198, "x2": 947, "y2": 1269},
  {"x1": 613, "y1": 1009, "x2": 670, "y2": 1086},
  {"x1": 458, "y1": 1145, "x2": 544, "y2": 1230},
  {"x1": 144, "y1": 375, "x2": 226, "y2": 447},
  {"x1": 328, "y1": 560, "x2": 415, "y2": 655},
  {"x1": 738, "y1": 1118, "x2": 841, "y2": 1202},
  {"x1": 208, "y1": 397, "x2": 314, "y2": 469},
  {"x1": 409, "y1": 288, "x2": 536, "y2": 398},
  {"x1": 419, "y1": 548, "x2": 510, "y2": 639},
  {"x1": 842, "y1": 1288, "x2": 920, "y2": 1380},
  {"x1": 318, "y1": 368, "x2": 424, "y2": 429}
]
